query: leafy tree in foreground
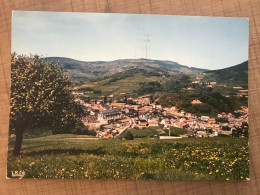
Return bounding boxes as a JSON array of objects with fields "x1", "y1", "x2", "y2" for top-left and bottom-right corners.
[{"x1": 10, "y1": 54, "x2": 84, "y2": 156}]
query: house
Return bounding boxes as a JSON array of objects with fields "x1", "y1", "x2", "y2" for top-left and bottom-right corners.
[
  {"x1": 187, "y1": 87, "x2": 195, "y2": 91},
  {"x1": 201, "y1": 116, "x2": 210, "y2": 122},
  {"x1": 72, "y1": 91, "x2": 84, "y2": 96},
  {"x1": 197, "y1": 131, "x2": 207, "y2": 137},
  {"x1": 135, "y1": 97, "x2": 150, "y2": 105},
  {"x1": 148, "y1": 121, "x2": 159, "y2": 127},
  {"x1": 241, "y1": 106, "x2": 248, "y2": 113},
  {"x1": 206, "y1": 85, "x2": 213, "y2": 89},
  {"x1": 98, "y1": 109, "x2": 121, "y2": 121},
  {"x1": 185, "y1": 113, "x2": 192, "y2": 118},
  {"x1": 103, "y1": 125, "x2": 113, "y2": 131},
  {"x1": 90, "y1": 109, "x2": 99, "y2": 116},
  {"x1": 143, "y1": 106, "x2": 153, "y2": 111},
  {"x1": 191, "y1": 99, "x2": 202, "y2": 105},
  {"x1": 173, "y1": 122, "x2": 189, "y2": 129},
  {"x1": 192, "y1": 80, "x2": 200, "y2": 84},
  {"x1": 138, "y1": 122, "x2": 148, "y2": 129},
  {"x1": 171, "y1": 106, "x2": 177, "y2": 111},
  {"x1": 103, "y1": 134, "x2": 114, "y2": 139},
  {"x1": 233, "y1": 86, "x2": 243, "y2": 89},
  {"x1": 155, "y1": 105, "x2": 162, "y2": 110},
  {"x1": 161, "y1": 118, "x2": 170, "y2": 125},
  {"x1": 139, "y1": 111, "x2": 149, "y2": 120},
  {"x1": 208, "y1": 118, "x2": 216, "y2": 124},
  {"x1": 179, "y1": 118, "x2": 186, "y2": 123},
  {"x1": 111, "y1": 102, "x2": 126, "y2": 108},
  {"x1": 121, "y1": 117, "x2": 132, "y2": 125},
  {"x1": 186, "y1": 119, "x2": 194, "y2": 125}
]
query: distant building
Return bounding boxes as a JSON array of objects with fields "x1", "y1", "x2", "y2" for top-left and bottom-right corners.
[
  {"x1": 201, "y1": 116, "x2": 210, "y2": 122},
  {"x1": 185, "y1": 113, "x2": 192, "y2": 118},
  {"x1": 148, "y1": 121, "x2": 159, "y2": 127},
  {"x1": 138, "y1": 122, "x2": 148, "y2": 128},
  {"x1": 121, "y1": 117, "x2": 132, "y2": 125},
  {"x1": 161, "y1": 118, "x2": 170, "y2": 125},
  {"x1": 233, "y1": 86, "x2": 243, "y2": 89},
  {"x1": 72, "y1": 91, "x2": 84, "y2": 96},
  {"x1": 98, "y1": 109, "x2": 121, "y2": 121},
  {"x1": 179, "y1": 118, "x2": 186, "y2": 123},
  {"x1": 173, "y1": 122, "x2": 189, "y2": 129},
  {"x1": 103, "y1": 134, "x2": 113, "y2": 139},
  {"x1": 208, "y1": 118, "x2": 216, "y2": 124},
  {"x1": 192, "y1": 81, "x2": 200, "y2": 84},
  {"x1": 191, "y1": 99, "x2": 202, "y2": 105},
  {"x1": 111, "y1": 102, "x2": 126, "y2": 108}
]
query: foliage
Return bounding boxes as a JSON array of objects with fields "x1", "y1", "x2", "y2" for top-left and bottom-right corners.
[
  {"x1": 124, "y1": 131, "x2": 134, "y2": 140},
  {"x1": 10, "y1": 54, "x2": 85, "y2": 155},
  {"x1": 158, "y1": 91, "x2": 246, "y2": 117},
  {"x1": 71, "y1": 121, "x2": 96, "y2": 136},
  {"x1": 10, "y1": 54, "x2": 84, "y2": 132},
  {"x1": 24, "y1": 127, "x2": 52, "y2": 138},
  {"x1": 158, "y1": 93, "x2": 183, "y2": 108},
  {"x1": 203, "y1": 61, "x2": 248, "y2": 87},
  {"x1": 137, "y1": 81, "x2": 162, "y2": 95},
  {"x1": 120, "y1": 127, "x2": 163, "y2": 138}
]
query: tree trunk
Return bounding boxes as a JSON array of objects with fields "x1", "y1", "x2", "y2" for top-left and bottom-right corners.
[{"x1": 12, "y1": 121, "x2": 26, "y2": 157}]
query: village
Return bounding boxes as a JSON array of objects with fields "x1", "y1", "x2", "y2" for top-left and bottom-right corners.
[{"x1": 74, "y1": 93, "x2": 248, "y2": 139}]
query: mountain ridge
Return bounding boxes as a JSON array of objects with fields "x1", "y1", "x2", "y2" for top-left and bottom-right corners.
[
  {"x1": 202, "y1": 61, "x2": 248, "y2": 87},
  {"x1": 45, "y1": 57, "x2": 208, "y2": 82}
]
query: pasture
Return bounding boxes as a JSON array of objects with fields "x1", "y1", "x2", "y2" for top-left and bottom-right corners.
[{"x1": 7, "y1": 135, "x2": 249, "y2": 180}]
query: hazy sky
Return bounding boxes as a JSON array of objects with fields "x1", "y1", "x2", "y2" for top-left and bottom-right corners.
[{"x1": 12, "y1": 11, "x2": 249, "y2": 70}]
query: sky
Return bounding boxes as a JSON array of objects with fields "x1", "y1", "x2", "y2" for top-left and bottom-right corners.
[{"x1": 12, "y1": 11, "x2": 249, "y2": 70}]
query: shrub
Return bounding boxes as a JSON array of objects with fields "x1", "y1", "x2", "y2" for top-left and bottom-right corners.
[{"x1": 124, "y1": 131, "x2": 134, "y2": 140}]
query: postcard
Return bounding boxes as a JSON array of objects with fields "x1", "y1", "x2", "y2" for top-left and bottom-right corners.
[{"x1": 7, "y1": 11, "x2": 249, "y2": 180}]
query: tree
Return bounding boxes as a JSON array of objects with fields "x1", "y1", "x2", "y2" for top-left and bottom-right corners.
[
  {"x1": 10, "y1": 54, "x2": 84, "y2": 156},
  {"x1": 104, "y1": 95, "x2": 108, "y2": 104},
  {"x1": 124, "y1": 131, "x2": 134, "y2": 140}
]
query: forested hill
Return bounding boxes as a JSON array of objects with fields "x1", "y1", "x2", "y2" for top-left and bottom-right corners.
[
  {"x1": 205, "y1": 61, "x2": 248, "y2": 74},
  {"x1": 202, "y1": 61, "x2": 248, "y2": 86},
  {"x1": 45, "y1": 57, "x2": 207, "y2": 82}
]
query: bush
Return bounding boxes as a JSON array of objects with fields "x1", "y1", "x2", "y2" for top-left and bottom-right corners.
[
  {"x1": 72, "y1": 122, "x2": 96, "y2": 136},
  {"x1": 124, "y1": 131, "x2": 134, "y2": 140}
]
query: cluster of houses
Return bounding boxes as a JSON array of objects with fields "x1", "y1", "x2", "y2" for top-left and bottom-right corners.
[
  {"x1": 232, "y1": 87, "x2": 248, "y2": 98},
  {"x1": 190, "y1": 77, "x2": 248, "y2": 98},
  {"x1": 74, "y1": 94, "x2": 248, "y2": 139}
]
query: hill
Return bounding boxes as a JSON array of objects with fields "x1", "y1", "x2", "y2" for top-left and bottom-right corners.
[
  {"x1": 45, "y1": 57, "x2": 207, "y2": 82},
  {"x1": 203, "y1": 61, "x2": 248, "y2": 87},
  {"x1": 74, "y1": 69, "x2": 166, "y2": 98}
]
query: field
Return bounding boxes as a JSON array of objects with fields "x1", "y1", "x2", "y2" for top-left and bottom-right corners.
[
  {"x1": 119, "y1": 126, "x2": 188, "y2": 138},
  {"x1": 78, "y1": 72, "x2": 164, "y2": 97},
  {"x1": 7, "y1": 135, "x2": 249, "y2": 180}
]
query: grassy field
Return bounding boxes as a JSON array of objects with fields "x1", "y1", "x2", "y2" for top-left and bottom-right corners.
[
  {"x1": 120, "y1": 126, "x2": 188, "y2": 138},
  {"x1": 79, "y1": 72, "x2": 164, "y2": 97},
  {"x1": 7, "y1": 134, "x2": 249, "y2": 180},
  {"x1": 120, "y1": 127, "x2": 165, "y2": 138}
]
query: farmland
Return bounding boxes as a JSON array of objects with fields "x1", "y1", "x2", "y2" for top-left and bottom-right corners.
[
  {"x1": 7, "y1": 135, "x2": 249, "y2": 180},
  {"x1": 76, "y1": 71, "x2": 166, "y2": 98}
]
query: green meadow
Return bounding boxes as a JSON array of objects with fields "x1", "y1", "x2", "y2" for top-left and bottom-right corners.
[{"x1": 7, "y1": 135, "x2": 249, "y2": 180}]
